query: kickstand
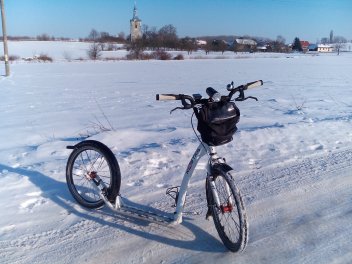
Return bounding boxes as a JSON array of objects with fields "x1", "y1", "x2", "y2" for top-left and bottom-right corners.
[{"x1": 166, "y1": 186, "x2": 180, "y2": 207}]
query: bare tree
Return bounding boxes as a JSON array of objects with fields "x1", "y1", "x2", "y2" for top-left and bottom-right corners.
[
  {"x1": 204, "y1": 41, "x2": 212, "y2": 55},
  {"x1": 334, "y1": 36, "x2": 347, "y2": 55},
  {"x1": 179, "y1": 37, "x2": 197, "y2": 54},
  {"x1": 158, "y1": 24, "x2": 178, "y2": 49},
  {"x1": 87, "y1": 43, "x2": 102, "y2": 60},
  {"x1": 126, "y1": 38, "x2": 146, "y2": 59},
  {"x1": 88, "y1": 29, "x2": 100, "y2": 42},
  {"x1": 37, "y1": 33, "x2": 50, "y2": 41}
]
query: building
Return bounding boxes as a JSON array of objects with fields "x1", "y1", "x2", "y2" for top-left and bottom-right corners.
[
  {"x1": 317, "y1": 44, "x2": 333, "y2": 53},
  {"x1": 233, "y1": 38, "x2": 257, "y2": 52},
  {"x1": 308, "y1": 44, "x2": 318, "y2": 51},
  {"x1": 300, "y1": 41, "x2": 310, "y2": 52},
  {"x1": 130, "y1": 4, "x2": 142, "y2": 42}
]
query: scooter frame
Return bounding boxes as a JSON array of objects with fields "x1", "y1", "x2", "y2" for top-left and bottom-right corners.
[{"x1": 86, "y1": 142, "x2": 225, "y2": 225}]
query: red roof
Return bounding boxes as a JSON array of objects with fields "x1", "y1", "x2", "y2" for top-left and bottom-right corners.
[{"x1": 300, "y1": 41, "x2": 310, "y2": 48}]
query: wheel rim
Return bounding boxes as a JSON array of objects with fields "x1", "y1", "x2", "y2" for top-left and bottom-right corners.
[
  {"x1": 214, "y1": 175, "x2": 241, "y2": 244},
  {"x1": 71, "y1": 148, "x2": 112, "y2": 203}
]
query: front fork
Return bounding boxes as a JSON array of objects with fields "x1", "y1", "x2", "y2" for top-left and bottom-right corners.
[
  {"x1": 85, "y1": 171, "x2": 122, "y2": 210},
  {"x1": 207, "y1": 174, "x2": 234, "y2": 216},
  {"x1": 208, "y1": 176, "x2": 221, "y2": 207},
  {"x1": 206, "y1": 155, "x2": 234, "y2": 215}
]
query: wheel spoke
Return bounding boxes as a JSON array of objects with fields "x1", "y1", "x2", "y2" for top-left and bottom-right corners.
[
  {"x1": 70, "y1": 147, "x2": 112, "y2": 203},
  {"x1": 209, "y1": 172, "x2": 247, "y2": 251}
]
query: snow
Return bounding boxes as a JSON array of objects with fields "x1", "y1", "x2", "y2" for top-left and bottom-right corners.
[{"x1": 1, "y1": 42, "x2": 352, "y2": 263}]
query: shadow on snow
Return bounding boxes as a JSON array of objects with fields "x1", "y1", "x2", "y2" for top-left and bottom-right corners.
[{"x1": 0, "y1": 163, "x2": 225, "y2": 253}]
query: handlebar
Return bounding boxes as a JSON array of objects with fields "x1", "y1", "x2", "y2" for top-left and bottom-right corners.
[
  {"x1": 156, "y1": 80, "x2": 263, "y2": 112},
  {"x1": 206, "y1": 87, "x2": 221, "y2": 102},
  {"x1": 156, "y1": 94, "x2": 181, "y2": 101}
]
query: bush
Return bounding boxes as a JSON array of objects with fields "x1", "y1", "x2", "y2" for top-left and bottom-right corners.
[
  {"x1": 87, "y1": 43, "x2": 102, "y2": 60},
  {"x1": 151, "y1": 50, "x2": 172, "y2": 60},
  {"x1": 0, "y1": 55, "x2": 20, "y2": 61},
  {"x1": 173, "y1": 54, "x2": 184, "y2": 60},
  {"x1": 37, "y1": 54, "x2": 53, "y2": 62},
  {"x1": 126, "y1": 50, "x2": 151, "y2": 60},
  {"x1": 36, "y1": 33, "x2": 51, "y2": 41}
]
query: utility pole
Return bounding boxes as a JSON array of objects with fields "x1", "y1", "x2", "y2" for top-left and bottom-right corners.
[{"x1": 1, "y1": 0, "x2": 10, "y2": 76}]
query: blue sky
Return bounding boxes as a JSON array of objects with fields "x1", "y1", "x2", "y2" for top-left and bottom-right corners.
[{"x1": 4, "y1": 0, "x2": 352, "y2": 43}]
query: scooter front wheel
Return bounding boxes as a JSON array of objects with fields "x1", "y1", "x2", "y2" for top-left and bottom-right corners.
[
  {"x1": 206, "y1": 165, "x2": 248, "y2": 252},
  {"x1": 66, "y1": 140, "x2": 121, "y2": 208}
]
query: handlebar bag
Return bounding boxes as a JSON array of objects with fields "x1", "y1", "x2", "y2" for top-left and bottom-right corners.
[{"x1": 195, "y1": 101, "x2": 240, "y2": 146}]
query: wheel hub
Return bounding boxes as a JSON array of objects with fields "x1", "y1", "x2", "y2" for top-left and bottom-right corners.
[
  {"x1": 220, "y1": 203, "x2": 233, "y2": 213},
  {"x1": 86, "y1": 171, "x2": 97, "y2": 180}
]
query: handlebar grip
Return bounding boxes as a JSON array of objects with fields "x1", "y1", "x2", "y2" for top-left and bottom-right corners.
[
  {"x1": 246, "y1": 80, "x2": 263, "y2": 89},
  {"x1": 156, "y1": 94, "x2": 181, "y2": 101}
]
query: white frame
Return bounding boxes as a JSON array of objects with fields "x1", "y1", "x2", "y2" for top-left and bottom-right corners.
[
  {"x1": 172, "y1": 143, "x2": 223, "y2": 224},
  {"x1": 90, "y1": 142, "x2": 225, "y2": 224}
]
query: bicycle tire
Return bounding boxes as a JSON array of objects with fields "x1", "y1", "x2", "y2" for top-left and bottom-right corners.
[
  {"x1": 206, "y1": 164, "x2": 248, "y2": 252},
  {"x1": 66, "y1": 140, "x2": 121, "y2": 208}
]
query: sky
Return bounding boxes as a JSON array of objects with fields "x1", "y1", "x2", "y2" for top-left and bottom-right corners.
[{"x1": 3, "y1": 0, "x2": 352, "y2": 43}]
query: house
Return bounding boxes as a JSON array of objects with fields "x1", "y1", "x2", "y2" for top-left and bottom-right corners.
[
  {"x1": 308, "y1": 44, "x2": 318, "y2": 51},
  {"x1": 257, "y1": 46, "x2": 267, "y2": 52},
  {"x1": 300, "y1": 41, "x2": 310, "y2": 52},
  {"x1": 317, "y1": 44, "x2": 333, "y2": 52},
  {"x1": 196, "y1": 40, "x2": 207, "y2": 46},
  {"x1": 233, "y1": 38, "x2": 257, "y2": 52}
]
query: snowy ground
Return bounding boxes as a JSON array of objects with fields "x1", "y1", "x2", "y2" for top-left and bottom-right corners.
[{"x1": 0, "y1": 43, "x2": 352, "y2": 263}]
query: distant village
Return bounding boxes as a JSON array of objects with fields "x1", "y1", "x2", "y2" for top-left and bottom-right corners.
[
  {"x1": 127, "y1": 4, "x2": 350, "y2": 55},
  {"x1": 4, "y1": 4, "x2": 351, "y2": 58}
]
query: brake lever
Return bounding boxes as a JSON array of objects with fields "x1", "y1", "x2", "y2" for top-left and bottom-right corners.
[
  {"x1": 235, "y1": 96, "x2": 258, "y2": 102},
  {"x1": 246, "y1": 96, "x2": 258, "y2": 101},
  {"x1": 170, "y1": 107, "x2": 184, "y2": 114}
]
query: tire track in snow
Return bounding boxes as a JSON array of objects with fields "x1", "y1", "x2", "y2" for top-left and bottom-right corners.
[
  {"x1": 238, "y1": 148, "x2": 352, "y2": 204},
  {"x1": 0, "y1": 216, "x2": 128, "y2": 264}
]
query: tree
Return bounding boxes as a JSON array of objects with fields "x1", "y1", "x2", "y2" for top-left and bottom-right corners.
[
  {"x1": 37, "y1": 33, "x2": 50, "y2": 41},
  {"x1": 179, "y1": 37, "x2": 197, "y2": 54},
  {"x1": 333, "y1": 36, "x2": 347, "y2": 55},
  {"x1": 158, "y1": 24, "x2": 178, "y2": 49},
  {"x1": 333, "y1": 35, "x2": 347, "y2": 43},
  {"x1": 211, "y1": 39, "x2": 228, "y2": 54},
  {"x1": 87, "y1": 43, "x2": 102, "y2": 60},
  {"x1": 127, "y1": 38, "x2": 146, "y2": 59},
  {"x1": 88, "y1": 29, "x2": 100, "y2": 42},
  {"x1": 269, "y1": 35, "x2": 287, "y2": 53},
  {"x1": 204, "y1": 41, "x2": 212, "y2": 55},
  {"x1": 292, "y1": 37, "x2": 302, "y2": 52},
  {"x1": 142, "y1": 26, "x2": 159, "y2": 50}
]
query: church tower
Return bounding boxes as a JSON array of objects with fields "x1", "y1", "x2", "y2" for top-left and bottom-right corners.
[{"x1": 130, "y1": 3, "x2": 142, "y2": 42}]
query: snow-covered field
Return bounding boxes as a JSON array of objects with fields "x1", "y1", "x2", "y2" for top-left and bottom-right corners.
[
  {"x1": 6, "y1": 40, "x2": 351, "y2": 61},
  {"x1": 1, "y1": 42, "x2": 352, "y2": 263}
]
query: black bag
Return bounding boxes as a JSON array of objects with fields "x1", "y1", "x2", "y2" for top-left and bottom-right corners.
[{"x1": 195, "y1": 101, "x2": 240, "y2": 146}]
